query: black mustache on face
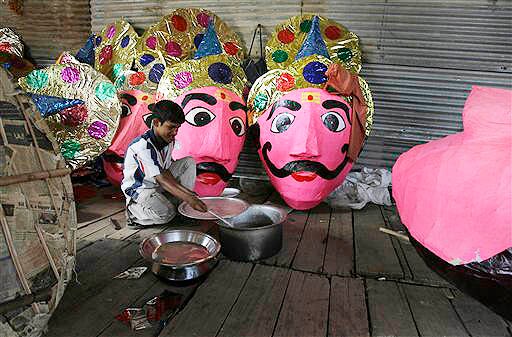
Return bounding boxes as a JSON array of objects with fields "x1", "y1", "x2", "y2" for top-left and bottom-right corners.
[
  {"x1": 196, "y1": 162, "x2": 232, "y2": 182},
  {"x1": 262, "y1": 142, "x2": 350, "y2": 180}
]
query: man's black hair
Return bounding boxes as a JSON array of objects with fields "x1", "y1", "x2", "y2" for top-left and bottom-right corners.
[{"x1": 146, "y1": 100, "x2": 185, "y2": 127}]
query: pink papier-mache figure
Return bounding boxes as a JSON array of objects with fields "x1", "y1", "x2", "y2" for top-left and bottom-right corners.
[{"x1": 247, "y1": 15, "x2": 374, "y2": 210}]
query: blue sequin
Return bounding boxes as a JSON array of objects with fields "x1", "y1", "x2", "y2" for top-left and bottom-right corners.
[
  {"x1": 121, "y1": 35, "x2": 130, "y2": 48},
  {"x1": 295, "y1": 16, "x2": 330, "y2": 60},
  {"x1": 139, "y1": 54, "x2": 155, "y2": 67},
  {"x1": 76, "y1": 35, "x2": 96, "y2": 66},
  {"x1": 95, "y1": 35, "x2": 102, "y2": 46},
  {"x1": 29, "y1": 94, "x2": 84, "y2": 118},
  {"x1": 303, "y1": 61, "x2": 328, "y2": 84},
  {"x1": 194, "y1": 20, "x2": 222, "y2": 59},
  {"x1": 194, "y1": 33, "x2": 204, "y2": 49},
  {"x1": 149, "y1": 63, "x2": 165, "y2": 83},
  {"x1": 208, "y1": 62, "x2": 232, "y2": 84}
]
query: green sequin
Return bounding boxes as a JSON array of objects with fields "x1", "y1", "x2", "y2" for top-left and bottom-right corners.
[
  {"x1": 25, "y1": 70, "x2": 48, "y2": 90},
  {"x1": 115, "y1": 75, "x2": 126, "y2": 89},
  {"x1": 95, "y1": 81, "x2": 116, "y2": 100},
  {"x1": 272, "y1": 50, "x2": 288, "y2": 63},
  {"x1": 112, "y1": 63, "x2": 124, "y2": 78},
  {"x1": 61, "y1": 139, "x2": 80, "y2": 159},
  {"x1": 300, "y1": 20, "x2": 312, "y2": 33},
  {"x1": 337, "y1": 48, "x2": 353, "y2": 62},
  {"x1": 254, "y1": 93, "x2": 268, "y2": 112}
]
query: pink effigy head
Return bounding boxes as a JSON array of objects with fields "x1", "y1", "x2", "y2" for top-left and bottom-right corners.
[
  {"x1": 104, "y1": 89, "x2": 154, "y2": 185},
  {"x1": 255, "y1": 87, "x2": 353, "y2": 210},
  {"x1": 172, "y1": 86, "x2": 247, "y2": 196}
]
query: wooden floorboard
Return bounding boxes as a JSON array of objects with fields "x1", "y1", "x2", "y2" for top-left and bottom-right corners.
[
  {"x1": 44, "y1": 192, "x2": 506, "y2": 337},
  {"x1": 366, "y1": 279, "x2": 419, "y2": 337},
  {"x1": 56, "y1": 240, "x2": 139, "y2": 311},
  {"x1": 329, "y1": 277, "x2": 369, "y2": 337},
  {"x1": 261, "y1": 210, "x2": 308, "y2": 268},
  {"x1": 273, "y1": 270, "x2": 330, "y2": 337},
  {"x1": 160, "y1": 261, "x2": 252, "y2": 337},
  {"x1": 292, "y1": 203, "x2": 330, "y2": 273},
  {"x1": 99, "y1": 279, "x2": 200, "y2": 337},
  {"x1": 354, "y1": 204, "x2": 403, "y2": 278},
  {"x1": 381, "y1": 206, "x2": 450, "y2": 286},
  {"x1": 450, "y1": 289, "x2": 511, "y2": 337},
  {"x1": 217, "y1": 264, "x2": 291, "y2": 337},
  {"x1": 48, "y1": 268, "x2": 157, "y2": 336},
  {"x1": 402, "y1": 283, "x2": 470, "y2": 337},
  {"x1": 323, "y1": 208, "x2": 353, "y2": 276}
]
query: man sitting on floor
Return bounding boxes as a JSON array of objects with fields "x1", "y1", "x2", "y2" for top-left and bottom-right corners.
[{"x1": 121, "y1": 100, "x2": 207, "y2": 226}]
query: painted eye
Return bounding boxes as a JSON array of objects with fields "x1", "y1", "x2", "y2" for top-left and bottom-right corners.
[
  {"x1": 230, "y1": 117, "x2": 246, "y2": 136},
  {"x1": 321, "y1": 111, "x2": 345, "y2": 132},
  {"x1": 121, "y1": 104, "x2": 132, "y2": 117},
  {"x1": 271, "y1": 113, "x2": 295, "y2": 133},
  {"x1": 185, "y1": 107, "x2": 216, "y2": 127}
]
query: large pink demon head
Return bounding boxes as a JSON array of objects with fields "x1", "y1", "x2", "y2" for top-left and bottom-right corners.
[
  {"x1": 248, "y1": 15, "x2": 374, "y2": 210},
  {"x1": 103, "y1": 88, "x2": 155, "y2": 185},
  {"x1": 156, "y1": 19, "x2": 247, "y2": 196},
  {"x1": 255, "y1": 88, "x2": 353, "y2": 209},
  {"x1": 172, "y1": 86, "x2": 246, "y2": 195}
]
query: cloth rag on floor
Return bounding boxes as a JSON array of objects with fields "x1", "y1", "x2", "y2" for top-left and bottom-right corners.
[{"x1": 326, "y1": 167, "x2": 392, "y2": 209}]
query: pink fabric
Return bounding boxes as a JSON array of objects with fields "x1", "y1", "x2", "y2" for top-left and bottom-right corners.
[{"x1": 392, "y1": 86, "x2": 512, "y2": 264}]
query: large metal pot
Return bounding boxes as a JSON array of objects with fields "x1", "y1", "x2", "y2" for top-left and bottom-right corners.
[
  {"x1": 217, "y1": 204, "x2": 288, "y2": 261},
  {"x1": 139, "y1": 230, "x2": 221, "y2": 281}
]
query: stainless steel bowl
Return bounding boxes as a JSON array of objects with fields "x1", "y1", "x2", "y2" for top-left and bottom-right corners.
[
  {"x1": 139, "y1": 230, "x2": 221, "y2": 281},
  {"x1": 217, "y1": 204, "x2": 288, "y2": 261}
]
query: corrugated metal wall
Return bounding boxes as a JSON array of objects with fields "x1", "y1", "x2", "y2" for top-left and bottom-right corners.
[
  {"x1": 0, "y1": 0, "x2": 90, "y2": 65},
  {"x1": 94, "y1": 1, "x2": 512, "y2": 175}
]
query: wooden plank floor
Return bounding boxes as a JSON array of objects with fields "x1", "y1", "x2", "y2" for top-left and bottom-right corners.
[{"x1": 45, "y1": 187, "x2": 512, "y2": 337}]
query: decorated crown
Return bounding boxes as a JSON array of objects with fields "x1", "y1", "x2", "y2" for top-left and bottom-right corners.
[
  {"x1": 156, "y1": 19, "x2": 247, "y2": 101},
  {"x1": 247, "y1": 14, "x2": 373, "y2": 135},
  {"x1": 18, "y1": 54, "x2": 121, "y2": 169},
  {"x1": 91, "y1": 8, "x2": 246, "y2": 96},
  {"x1": 0, "y1": 27, "x2": 34, "y2": 78}
]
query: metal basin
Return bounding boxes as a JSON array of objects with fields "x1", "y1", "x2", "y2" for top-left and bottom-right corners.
[
  {"x1": 217, "y1": 205, "x2": 288, "y2": 261},
  {"x1": 139, "y1": 230, "x2": 221, "y2": 281}
]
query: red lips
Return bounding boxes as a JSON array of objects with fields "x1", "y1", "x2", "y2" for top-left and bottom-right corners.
[
  {"x1": 291, "y1": 172, "x2": 318, "y2": 182},
  {"x1": 197, "y1": 172, "x2": 221, "y2": 185}
]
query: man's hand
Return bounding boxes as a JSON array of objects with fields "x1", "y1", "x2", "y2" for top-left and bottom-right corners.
[{"x1": 187, "y1": 195, "x2": 208, "y2": 212}]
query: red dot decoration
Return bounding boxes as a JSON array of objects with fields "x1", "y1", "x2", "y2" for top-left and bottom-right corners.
[
  {"x1": 223, "y1": 42, "x2": 239, "y2": 56},
  {"x1": 165, "y1": 40, "x2": 182, "y2": 57},
  {"x1": 99, "y1": 45, "x2": 113, "y2": 65},
  {"x1": 277, "y1": 29, "x2": 295, "y2": 44},
  {"x1": 129, "y1": 72, "x2": 146, "y2": 86},
  {"x1": 276, "y1": 73, "x2": 295, "y2": 92},
  {"x1": 0, "y1": 42, "x2": 12, "y2": 53},
  {"x1": 196, "y1": 12, "x2": 210, "y2": 28},
  {"x1": 220, "y1": 92, "x2": 226, "y2": 99},
  {"x1": 142, "y1": 95, "x2": 148, "y2": 101},
  {"x1": 307, "y1": 95, "x2": 314, "y2": 101},
  {"x1": 324, "y1": 25, "x2": 342, "y2": 40},
  {"x1": 172, "y1": 15, "x2": 188, "y2": 32},
  {"x1": 146, "y1": 36, "x2": 157, "y2": 50}
]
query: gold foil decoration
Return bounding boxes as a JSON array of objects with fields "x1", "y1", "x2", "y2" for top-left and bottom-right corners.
[
  {"x1": 157, "y1": 53, "x2": 246, "y2": 101},
  {"x1": 94, "y1": 20, "x2": 139, "y2": 82},
  {"x1": 18, "y1": 63, "x2": 121, "y2": 170},
  {"x1": 265, "y1": 14, "x2": 362, "y2": 74},
  {"x1": 247, "y1": 14, "x2": 373, "y2": 135},
  {"x1": 0, "y1": 28, "x2": 33, "y2": 78},
  {"x1": 136, "y1": 8, "x2": 245, "y2": 70}
]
